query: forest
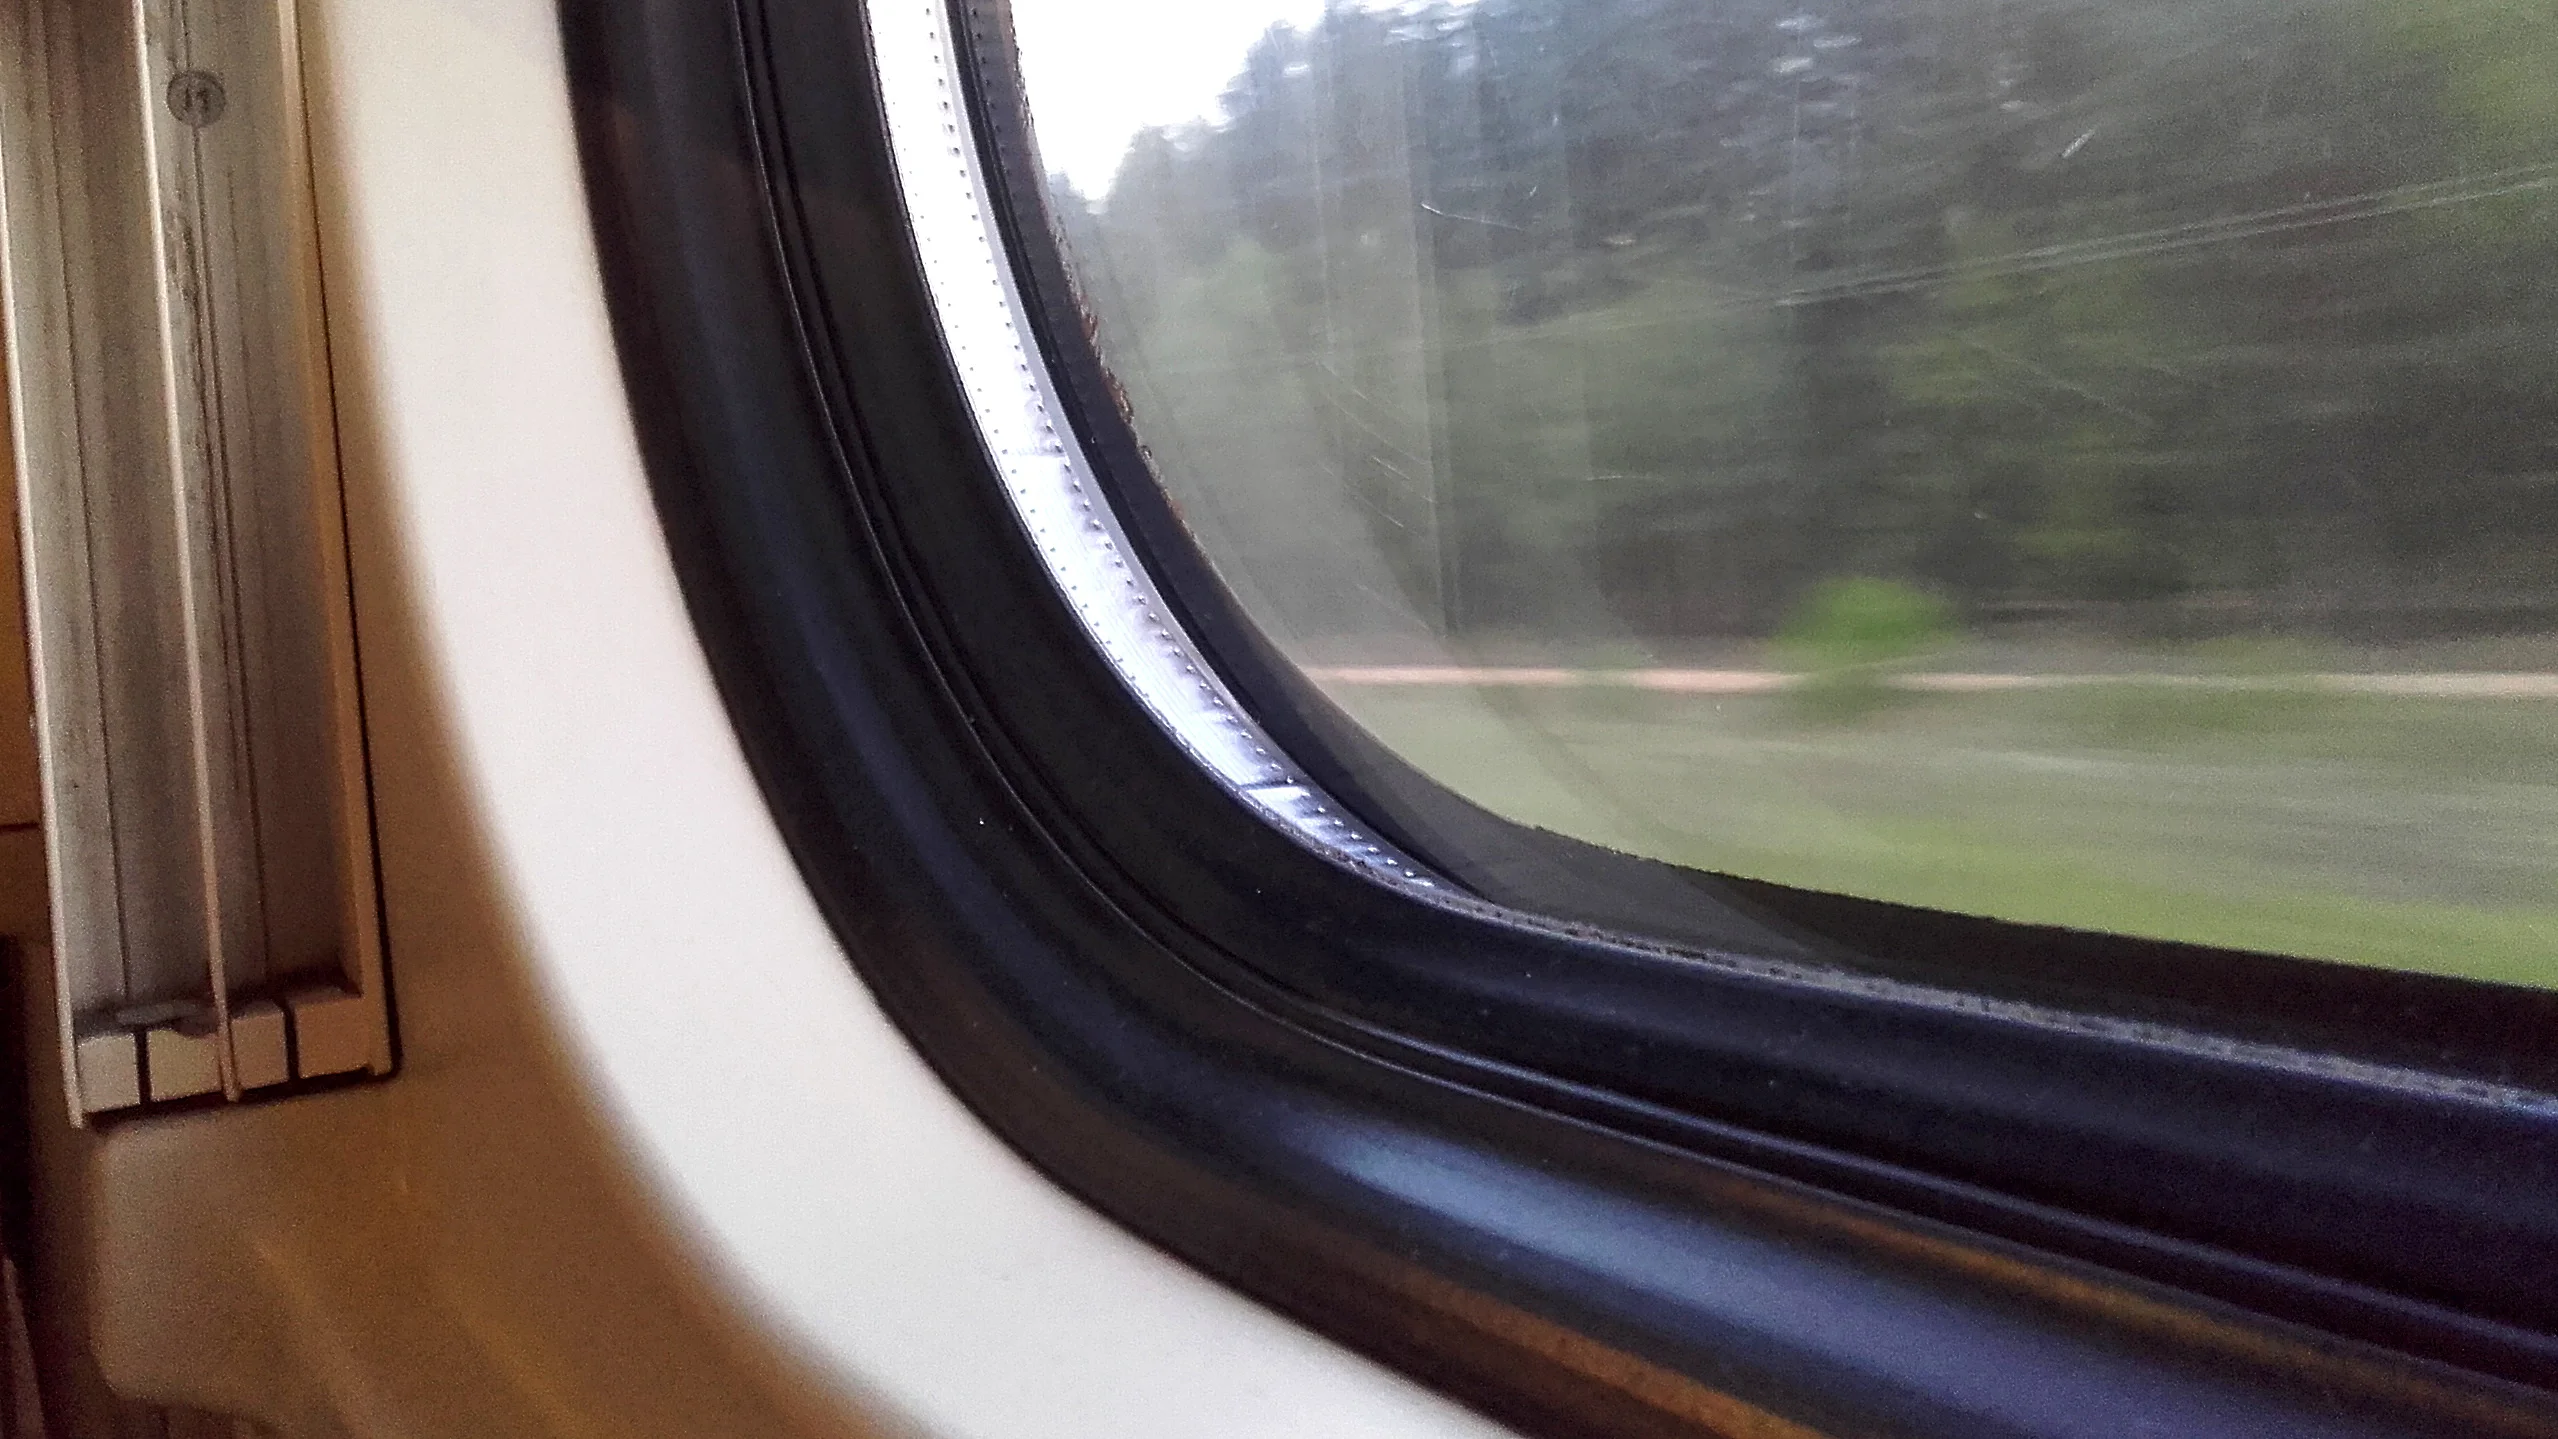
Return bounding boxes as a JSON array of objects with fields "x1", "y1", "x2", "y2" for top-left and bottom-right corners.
[{"x1": 1049, "y1": 0, "x2": 2558, "y2": 653}]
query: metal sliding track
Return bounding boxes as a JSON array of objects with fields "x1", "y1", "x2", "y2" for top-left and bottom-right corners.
[{"x1": 0, "y1": 0, "x2": 390, "y2": 1117}]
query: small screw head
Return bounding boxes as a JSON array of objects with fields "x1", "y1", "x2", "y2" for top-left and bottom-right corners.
[{"x1": 166, "y1": 70, "x2": 226, "y2": 128}]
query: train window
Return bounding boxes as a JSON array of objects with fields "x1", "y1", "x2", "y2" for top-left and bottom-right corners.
[
  {"x1": 1009, "y1": 0, "x2": 2558, "y2": 990},
  {"x1": 567, "y1": 0, "x2": 2558, "y2": 1431}
]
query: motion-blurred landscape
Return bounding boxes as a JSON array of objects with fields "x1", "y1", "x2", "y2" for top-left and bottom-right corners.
[{"x1": 1033, "y1": 0, "x2": 2558, "y2": 983}]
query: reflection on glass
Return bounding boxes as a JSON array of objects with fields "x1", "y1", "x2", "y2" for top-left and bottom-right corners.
[{"x1": 1012, "y1": 0, "x2": 2558, "y2": 986}]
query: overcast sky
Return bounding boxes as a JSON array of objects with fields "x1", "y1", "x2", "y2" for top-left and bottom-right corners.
[{"x1": 1010, "y1": 0, "x2": 1326, "y2": 200}]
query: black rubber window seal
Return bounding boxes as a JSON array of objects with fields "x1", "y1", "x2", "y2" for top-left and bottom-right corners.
[{"x1": 560, "y1": 0, "x2": 2558, "y2": 1432}]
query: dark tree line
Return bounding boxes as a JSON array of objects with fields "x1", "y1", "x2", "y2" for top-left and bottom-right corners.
[{"x1": 1050, "y1": 0, "x2": 2558, "y2": 646}]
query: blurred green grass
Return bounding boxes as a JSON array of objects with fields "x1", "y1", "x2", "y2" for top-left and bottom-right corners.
[{"x1": 1329, "y1": 677, "x2": 2558, "y2": 988}]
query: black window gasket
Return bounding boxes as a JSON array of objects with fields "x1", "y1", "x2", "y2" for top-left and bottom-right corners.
[{"x1": 559, "y1": 0, "x2": 2558, "y2": 1432}]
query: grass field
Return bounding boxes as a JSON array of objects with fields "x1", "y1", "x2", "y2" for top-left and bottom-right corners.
[{"x1": 1325, "y1": 673, "x2": 2558, "y2": 988}]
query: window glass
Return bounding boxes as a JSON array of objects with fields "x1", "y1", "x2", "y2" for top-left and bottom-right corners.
[{"x1": 1010, "y1": 0, "x2": 2558, "y2": 987}]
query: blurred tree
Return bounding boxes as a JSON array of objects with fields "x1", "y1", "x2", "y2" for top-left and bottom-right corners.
[{"x1": 1057, "y1": 0, "x2": 2558, "y2": 649}]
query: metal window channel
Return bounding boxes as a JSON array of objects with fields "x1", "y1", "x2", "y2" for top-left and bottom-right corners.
[{"x1": 0, "y1": 0, "x2": 390, "y2": 1119}]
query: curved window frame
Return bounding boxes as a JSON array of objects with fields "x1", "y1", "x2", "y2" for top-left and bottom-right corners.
[
  {"x1": 561, "y1": 0, "x2": 2558, "y2": 1432},
  {"x1": 861, "y1": 0, "x2": 1445, "y2": 894}
]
